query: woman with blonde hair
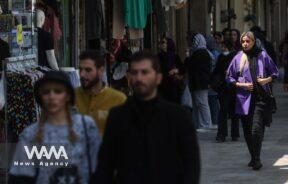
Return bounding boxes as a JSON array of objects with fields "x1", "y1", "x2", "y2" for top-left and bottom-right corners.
[
  {"x1": 9, "y1": 71, "x2": 101, "y2": 184},
  {"x1": 226, "y1": 31, "x2": 278, "y2": 170}
]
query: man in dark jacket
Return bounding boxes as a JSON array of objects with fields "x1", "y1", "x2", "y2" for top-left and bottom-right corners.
[{"x1": 95, "y1": 51, "x2": 200, "y2": 184}]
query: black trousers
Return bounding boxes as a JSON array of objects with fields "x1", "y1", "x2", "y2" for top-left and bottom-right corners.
[
  {"x1": 241, "y1": 97, "x2": 269, "y2": 161},
  {"x1": 217, "y1": 91, "x2": 240, "y2": 138}
]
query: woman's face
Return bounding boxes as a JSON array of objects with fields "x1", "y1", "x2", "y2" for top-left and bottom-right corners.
[
  {"x1": 223, "y1": 31, "x2": 231, "y2": 41},
  {"x1": 231, "y1": 31, "x2": 238, "y2": 43},
  {"x1": 215, "y1": 35, "x2": 223, "y2": 45},
  {"x1": 40, "y1": 82, "x2": 69, "y2": 115},
  {"x1": 241, "y1": 36, "x2": 255, "y2": 51},
  {"x1": 159, "y1": 39, "x2": 168, "y2": 52}
]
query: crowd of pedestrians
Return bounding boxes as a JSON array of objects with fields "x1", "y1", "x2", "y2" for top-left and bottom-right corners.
[{"x1": 8, "y1": 25, "x2": 287, "y2": 183}]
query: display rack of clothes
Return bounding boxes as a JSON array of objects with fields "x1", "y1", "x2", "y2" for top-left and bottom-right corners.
[
  {"x1": 61, "y1": 67, "x2": 81, "y2": 88},
  {"x1": 1, "y1": 55, "x2": 50, "y2": 143}
]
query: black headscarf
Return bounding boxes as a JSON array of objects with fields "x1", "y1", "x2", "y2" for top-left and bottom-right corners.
[{"x1": 243, "y1": 39, "x2": 263, "y2": 58}]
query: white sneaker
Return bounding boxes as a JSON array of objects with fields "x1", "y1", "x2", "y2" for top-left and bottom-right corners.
[{"x1": 210, "y1": 125, "x2": 218, "y2": 130}]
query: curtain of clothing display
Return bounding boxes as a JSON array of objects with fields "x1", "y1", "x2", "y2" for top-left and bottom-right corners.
[
  {"x1": 124, "y1": 0, "x2": 153, "y2": 29},
  {"x1": 112, "y1": 0, "x2": 152, "y2": 40},
  {"x1": 4, "y1": 67, "x2": 49, "y2": 142},
  {"x1": 63, "y1": 70, "x2": 81, "y2": 88},
  {"x1": 85, "y1": 0, "x2": 105, "y2": 41}
]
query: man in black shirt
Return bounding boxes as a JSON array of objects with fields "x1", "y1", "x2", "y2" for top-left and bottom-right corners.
[{"x1": 95, "y1": 51, "x2": 200, "y2": 184}]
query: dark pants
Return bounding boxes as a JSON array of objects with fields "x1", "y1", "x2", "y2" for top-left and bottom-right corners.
[
  {"x1": 217, "y1": 92, "x2": 240, "y2": 138},
  {"x1": 241, "y1": 97, "x2": 268, "y2": 161}
]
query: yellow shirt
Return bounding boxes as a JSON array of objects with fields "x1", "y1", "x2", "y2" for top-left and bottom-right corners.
[{"x1": 76, "y1": 87, "x2": 127, "y2": 136}]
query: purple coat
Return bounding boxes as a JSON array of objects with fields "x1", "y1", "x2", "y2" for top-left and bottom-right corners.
[{"x1": 226, "y1": 51, "x2": 279, "y2": 115}]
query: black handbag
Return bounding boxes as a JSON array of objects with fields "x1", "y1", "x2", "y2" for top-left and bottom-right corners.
[
  {"x1": 267, "y1": 84, "x2": 277, "y2": 114},
  {"x1": 250, "y1": 57, "x2": 277, "y2": 114}
]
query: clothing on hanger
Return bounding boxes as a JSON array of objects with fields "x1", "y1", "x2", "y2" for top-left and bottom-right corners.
[
  {"x1": 85, "y1": 0, "x2": 105, "y2": 40},
  {"x1": 124, "y1": 0, "x2": 153, "y2": 29}
]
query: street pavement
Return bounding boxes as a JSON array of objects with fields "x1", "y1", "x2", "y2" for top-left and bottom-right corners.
[{"x1": 199, "y1": 83, "x2": 288, "y2": 184}]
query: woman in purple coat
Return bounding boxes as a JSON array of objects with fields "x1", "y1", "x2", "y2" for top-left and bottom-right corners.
[{"x1": 226, "y1": 31, "x2": 279, "y2": 170}]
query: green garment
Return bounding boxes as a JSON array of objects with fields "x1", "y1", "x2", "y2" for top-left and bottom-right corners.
[{"x1": 124, "y1": 0, "x2": 153, "y2": 29}]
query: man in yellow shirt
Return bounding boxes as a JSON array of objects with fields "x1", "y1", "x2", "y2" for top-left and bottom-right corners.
[{"x1": 76, "y1": 51, "x2": 127, "y2": 136}]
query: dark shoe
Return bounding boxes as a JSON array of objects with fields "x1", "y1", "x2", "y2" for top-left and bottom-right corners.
[
  {"x1": 232, "y1": 137, "x2": 239, "y2": 142},
  {"x1": 252, "y1": 160, "x2": 263, "y2": 170},
  {"x1": 216, "y1": 136, "x2": 226, "y2": 143},
  {"x1": 248, "y1": 159, "x2": 255, "y2": 167}
]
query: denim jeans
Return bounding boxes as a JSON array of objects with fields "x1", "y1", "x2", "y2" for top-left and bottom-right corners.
[
  {"x1": 208, "y1": 93, "x2": 220, "y2": 125},
  {"x1": 191, "y1": 90, "x2": 212, "y2": 129}
]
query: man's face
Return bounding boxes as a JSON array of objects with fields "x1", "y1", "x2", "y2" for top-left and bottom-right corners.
[
  {"x1": 129, "y1": 59, "x2": 162, "y2": 99},
  {"x1": 79, "y1": 59, "x2": 103, "y2": 90}
]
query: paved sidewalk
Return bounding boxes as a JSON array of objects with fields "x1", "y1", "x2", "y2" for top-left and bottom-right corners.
[{"x1": 199, "y1": 84, "x2": 288, "y2": 184}]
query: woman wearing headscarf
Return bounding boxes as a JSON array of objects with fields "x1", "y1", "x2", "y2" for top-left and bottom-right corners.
[
  {"x1": 231, "y1": 29, "x2": 242, "y2": 52},
  {"x1": 186, "y1": 33, "x2": 212, "y2": 129},
  {"x1": 9, "y1": 71, "x2": 101, "y2": 184},
  {"x1": 158, "y1": 37, "x2": 185, "y2": 104},
  {"x1": 226, "y1": 31, "x2": 279, "y2": 170}
]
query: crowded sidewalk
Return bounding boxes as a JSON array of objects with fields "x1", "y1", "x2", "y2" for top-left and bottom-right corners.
[{"x1": 200, "y1": 83, "x2": 288, "y2": 184}]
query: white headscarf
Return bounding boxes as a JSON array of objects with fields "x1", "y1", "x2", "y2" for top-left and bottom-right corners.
[{"x1": 189, "y1": 33, "x2": 207, "y2": 55}]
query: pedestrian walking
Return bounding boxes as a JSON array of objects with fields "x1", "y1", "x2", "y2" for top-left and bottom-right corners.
[
  {"x1": 76, "y1": 51, "x2": 127, "y2": 136},
  {"x1": 279, "y1": 31, "x2": 288, "y2": 91},
  {"x1": 211, "y1": 40, "x2": 240, "y2": 142},
  {"x1": 157, "y1": 37, "x2": 185, "y2": 104},
  {"x1": 9, "y1": 71, "x2": 101, "y2": 184},
  {"x1": 213, "y1": 31, "x2": 223, "y2": 47},
  {"x1": 226, "y1": 31, "x2": 279, "y2": 170},
  {"x1": 206, "y1": 34, "x2": 221, "y2": 128},
  {"x1": 222, "y1": 28, "x2": 231, "y2": 42},
  {"x1": 251, "y1": 26, "x2": 277, "y2": 65},
  {"x1": 231, "y1": 29, "x2": 242, "y2": 52},
  {"x1": 94, "y1": 51, "x2": 200, "y2": 184},
  {"x1": 186, "y1": 33, "x2": 212, "y2": 129}
]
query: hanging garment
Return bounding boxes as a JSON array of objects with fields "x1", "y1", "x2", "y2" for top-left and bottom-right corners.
[
  {"x1": 43, "y1": 6, "x2": 62, "y2": 41},
  {"x1": 65, "y1": 71, "x2": 81, "y2": 88},
  {"x1": 124, "y1": 0, "x2": 153, "y2": 29},
  {"x1": 161, "y1": 0, "x2": 187, "y2": 10},
  {"x1": 112, "y1": 0, "x2": 125, "y2": 39},
  {"x1": 37, "y1": 27, "x2": 54, "y2": 69},
  {"x1": 85, "y1": 0, "x2": 105, "y2": 40},
  {"x1": 153, "y1": 0, "x2": 167, "y2": 35},
  {"x1": 0, "y1": 72, "x2": 4, "y2": 110},
  {"x1": 129, "y1": 29, "x2": 144, "y2": 39},
  {"x1": 6, "y1": 69, "x2": 45, "y2": 137}
]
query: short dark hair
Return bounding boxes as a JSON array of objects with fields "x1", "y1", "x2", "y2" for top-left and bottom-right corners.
[
  {"x1": 222, "y1": 28, "x2": 230, "y2": 35},
  {"x1": 130, "y1": 51, "x2": 161, "y2": 73},
  {"x1": 213, "y1": 31, "x2": 222, "y2": 38},
  {"x1": 79, "y1": 50, "x2": 105, "y2": 68}
]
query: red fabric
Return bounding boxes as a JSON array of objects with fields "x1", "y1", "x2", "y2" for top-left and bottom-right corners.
[{"x1": 43, "y1": 7, "x2": 62, "y2": 41}]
